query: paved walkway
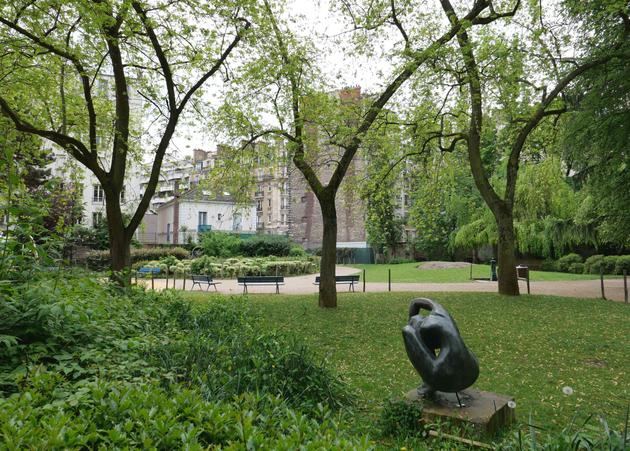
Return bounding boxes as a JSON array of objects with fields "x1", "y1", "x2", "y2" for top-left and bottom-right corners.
[{"x1": 139, "y1": 266, "x2": 629, "y2": 302}]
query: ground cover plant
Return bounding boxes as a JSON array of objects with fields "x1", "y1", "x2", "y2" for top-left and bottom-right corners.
[
  {"x1": 132, "y1": 255, "x2": 319, "y2": 278},
  {"x1": 185, "y1": 291, "x2": 630, "y2": 447},
  {"x1": 351, "y1": 262, "x2": 607, "y2": 283},
  {"x1": 0, "y1": 272, "x2": 370, "y2": 449}
]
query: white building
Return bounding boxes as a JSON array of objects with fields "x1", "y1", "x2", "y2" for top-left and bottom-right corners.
[{"x1": 154, "y1": 188, "x2": 256, "y2": 245}]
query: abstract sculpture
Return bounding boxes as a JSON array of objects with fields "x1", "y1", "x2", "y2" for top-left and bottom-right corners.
[{"x1": 402, "y1": 298, "x2": 479, "y2": 399}]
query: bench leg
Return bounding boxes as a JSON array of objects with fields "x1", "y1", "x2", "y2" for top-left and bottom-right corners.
[
  {"x1": 214, "y1": 283, "x2": 218, "y2": 292},
  {"x1": 276, "y1": 283, "x2": 279, "y2": 294},
  {"x1": 243, "y1": 284, "x2": 247, "y2": 294},
  {"x1": 206, "y1": 283, "x2": 210, "y2": 291}
]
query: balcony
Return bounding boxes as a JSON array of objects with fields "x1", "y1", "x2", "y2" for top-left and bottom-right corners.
[{"x1": 197, "y1": 224, "x2": 212, "y2": 233}]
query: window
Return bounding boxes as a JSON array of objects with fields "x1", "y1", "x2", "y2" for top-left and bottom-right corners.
[
  {"x1": 217, "y1": 213, "x2": 223, "y2": 221},
  {"x1": 267, "y1": 213, "x2": 272, "y2": 224},
  {"x1": 281, "y1": 197, "x2": 287, "y2": 209},
  {"x1": 166, "y1": 223, "x2": 171, "y2": 243},
  {"x1": 198, "y1": 211, "x2": 207, "y2": 225},
  {"x1": 281, "y1": 214, "x2": 286, "y2": 225},
  {"x1": 92, "y1": 212, "x2": 103, "y2": 228},
  {"x1": 120, "y1": 187, "x2": 126, "y2": 203},
  {"x1": 268, "y1": 199, "x2": 271, "y2": 207},
  {"x1": 93, "y1": 184, "x2": 104, "y2": 203},
  {"x1": 257, "y1": 200, "x2": 263, "y2": 211}
]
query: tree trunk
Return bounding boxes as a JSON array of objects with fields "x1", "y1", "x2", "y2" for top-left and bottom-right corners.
[
  {"x1": 319, "y1": 195, "x2": 338, "y2": 308},
  {"x1": 496, "y1": 212, "x2": 519, "y2": 296},
  {"x1": 105, "y1": 188, "x2": 131, "y2": 285}
]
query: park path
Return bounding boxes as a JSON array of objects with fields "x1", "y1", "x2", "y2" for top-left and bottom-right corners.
[{"x1": 140, "y1": 265, "x2": 628, "y2": 303}]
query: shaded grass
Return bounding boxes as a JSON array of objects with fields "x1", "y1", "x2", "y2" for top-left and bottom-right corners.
[
  {"x1": 185, "y1": 291, "x2": 630, "y2": 436},
  {"x1": 351, "y1": 262, "x2": 611, "y2": 283}
]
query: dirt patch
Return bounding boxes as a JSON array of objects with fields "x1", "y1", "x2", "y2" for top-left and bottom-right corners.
[
  {"x1": 583, "y1": 358, "x2": 607, "y2": 368},
  {"x1": 419, "y1": 261, "x2": 472, "y2": 270}
]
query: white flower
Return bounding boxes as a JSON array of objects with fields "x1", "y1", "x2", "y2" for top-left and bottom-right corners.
[
  {"x1": 507, "y1": 400, "x2": 517, "y2": 409},
  {"x1": 562, "y1": 386, "x2": 574, "y2": 396}
]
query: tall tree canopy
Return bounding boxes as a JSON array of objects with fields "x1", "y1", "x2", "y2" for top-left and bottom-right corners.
[{"x1": 0, "y1": 0, "x2": 254, "y2": 278}]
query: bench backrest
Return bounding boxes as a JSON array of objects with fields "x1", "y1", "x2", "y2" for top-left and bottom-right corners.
[
  {"x1": 315, "y1": 275, "x2": 360, "y2": 283},
  {"x1": 238, "y1": 276, "x2": 284, "y2": 283},
  {"x1": 192, "y1": 274, "x2": 212, "y2": 282}
]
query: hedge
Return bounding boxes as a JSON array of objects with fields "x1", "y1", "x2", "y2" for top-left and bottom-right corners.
[{"x1": 86, "y1": 247, "x2": 189, "y2": 269}]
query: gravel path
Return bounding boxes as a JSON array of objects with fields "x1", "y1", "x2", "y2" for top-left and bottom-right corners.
[{"x1": 140, "y1": 265, "x2": 629, "y2": 302}]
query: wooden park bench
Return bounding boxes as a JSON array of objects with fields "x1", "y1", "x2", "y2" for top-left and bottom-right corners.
[
  {"x1": 191, "y1": 274, "x2": 221, "y2": 291},
  {"x1": 237, "y1": 276, "x2": 284, "y2": 294},
  {"x1": 314, "y1": 274, "x2": 361, "y2": 292}
]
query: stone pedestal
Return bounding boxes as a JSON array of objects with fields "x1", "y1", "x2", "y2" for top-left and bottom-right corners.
[{"x1": 406, "y1": 388, "x2": 515, "y2": 437}]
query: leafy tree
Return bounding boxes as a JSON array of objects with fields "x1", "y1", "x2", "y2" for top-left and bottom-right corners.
[
  {"x1": 561, "y1": 2, "x2": 630, "y2": 248},
  {"x1": 0, "y1": 0, "x2": 253, "y2": 281},
  {"x1": 214, "y1": 0, "x2": 507, "y2": 308},
  {"x1": 432, "y1": 0, "x2": 628, "y2": 295}
]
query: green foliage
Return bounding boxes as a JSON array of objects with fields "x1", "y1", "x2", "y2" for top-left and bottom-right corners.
[
  {"x1": 189, "y1": 255, "x2": 318, "y2": 277},
  {"x1": 556, "y1": 253, "x2": 583, "y2": 273},
  {"x1": 614, "y1": 255, "x2": 630, "y2": 275},
  {"x1": 86, "y1": 247, "x2": 189, "y2": 269},
  {"x1": 568, "y1": 262, "x2": 585, "y2": 274},
  {"x1": 199, "y1": 231, "x2": 242, "y2": 258},
  {"x1": 584, "y1": 254, "x2": 605, "y2": 274},
  {"x1": 239, "y1": 234, "x2": 293, "y2": 257},
  {"x1": 289, "y1": 245, "x2": 307, "y2": 257},
  {"x1": 540, "y1": 259, "x2": 557, "y2": 272},
  {"x1": 378, "y1": 399, "x2": 424, "y2": 438},
  {"x1": 603, "y1": 256, "x2": 620, "y2": 274},
  {"x1": 0, "y1": 272, "x2": 365, "y2": 448},
  {"x1": 499, "y1": 410, "x2": 630, "y2": 450}
]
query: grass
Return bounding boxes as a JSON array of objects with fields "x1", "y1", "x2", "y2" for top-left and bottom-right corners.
[
  {"x1": 350, "y1": 262, "x2": 611, "y2": 283},
  {"x1": 185, "y1": 291, "x2": 630, "y2": 437}
]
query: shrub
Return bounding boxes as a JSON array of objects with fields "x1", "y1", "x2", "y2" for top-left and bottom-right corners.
[
  {"x1": 614, "y1": 255, "x2": 630, "y2": 275},
  {"x1": 0, "y1": 374, "x2": 368, "y2": 449},
  {"x1": 240, "y1": 234, "x2": 293, "y2": 257},
  {"x1": 188, "y1": 256, "x2": 318, "y2": 277},
  {"x1": 568, "y1": 262, "x2": 584, "y2": 274},
  {"x1": 389, "y1": 258, "x2": 415, "y2": 264},
  {"x1": 86, "y1": 247, "x2": 189, "y2": 269},
  {"x1": 555, "y1": 253, "x2": 583, "y2": 273},
  {"x1": 602, "y1": 255, "x2": 619, "y2": 274},
  {"x1": 289, "y1": 245, "x2": 307, "y2": 257},
  {"x1": 540, "y1": 259, "x2": 557, "y2": 272},
  {"x1": 584, "y1": 254, "x2": 605, "y2": 274},
  {"x1": 199, "y1": 231, "x2": 241, "y2": 258},
  {"x1": 378, "y1": 399, "x2": 424, "y2": 438}
]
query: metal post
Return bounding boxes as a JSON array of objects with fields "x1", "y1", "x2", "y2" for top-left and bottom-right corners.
[
  {"x1": 363, "y1": 268, "x2": 368, "y2": 294},
  {"x1": 151, "y1": 270, "x2": 154, "y2": 291},
  {"x1": 183, "y1": 272, "x2": 186, "y2": 291},
  {"x1": 134, "y1": 271, "x2": 137, "y2": 285},
  {"x1": 600, "y1": 268, "x2": 606, "y2": 300},
  {"x1": 526, "y1": 273, "x2": 530, "y2": 295},
  {"x1": 388, "y1": 268, "x2": 391, "y2": 292},
  {"x1": 166, "y1": 268, "x2": 169, "y2": 289},
  {"x1": 624, "y1": 269, "x2": 628, "y2": 304},
  {"x1": 490, "y1": 259, "x2": 498, "y2": 281}
]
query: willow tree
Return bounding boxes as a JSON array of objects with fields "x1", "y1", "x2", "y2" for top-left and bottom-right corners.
[
  {"x1": 0, "y1": 0, "x2": 253, "y2": 277},
  {"x1": 215, "y1": 0, "x2": 510, "y2": 308},
  {"x1": 431, "y1": 0, "x2": 628, "y2": 295}
]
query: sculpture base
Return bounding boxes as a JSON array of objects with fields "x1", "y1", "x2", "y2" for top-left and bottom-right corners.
[{"x1": 406, "y1": 388, "x2": 515, "y2": 437}]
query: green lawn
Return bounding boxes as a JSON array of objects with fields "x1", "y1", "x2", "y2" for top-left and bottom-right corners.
[
  {"x1": 350, "y1": 262, "x2": 609, "y2": 283},
  {"x1": 185, "y1": 291, "x2": 630, "y2": 437}
]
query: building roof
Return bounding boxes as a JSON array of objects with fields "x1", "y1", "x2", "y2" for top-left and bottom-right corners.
[{"x1": 156, "y1": 187, "x2": 252, "y2": 210}]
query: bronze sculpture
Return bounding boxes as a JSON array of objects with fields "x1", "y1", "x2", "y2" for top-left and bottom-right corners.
[{"x1": 402, "y1": 298, "x2": 479, "y2": 400}]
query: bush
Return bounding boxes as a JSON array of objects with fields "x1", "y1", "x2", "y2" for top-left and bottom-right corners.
[
  {"x1": 86, "y1": 247, "x2": 189, "y2": 269},
  {"x1": 614, "y1": 255, "x2": 630, "y2": 275},
  {"x1": 389, "y1": 258, "x2": 415, "y2": 264},
  {"x1": 0, "y1": 375, "x2": 368, "y2": 449},
  {"x1": 188, "y1": 256, "x2": 318, "y2": 277},
  {"x1": 378, "y1": 399, "x2": 424, "y2": 438},
  {"x1": 0, "y1": 272, "x2": 365, "y2": 448},
  {"x1": 568, "y1": 262, "x2": 584, "y2": 274},
  {"x1": 540, "y1": 259, "x2": 557, "y2": 272},
  {"x1": 584, "y1": 254, "x2": 605, "y2": 274},
  {"x1": 199, "y1": 231, "x2": 242, "y2": 258},
  {"x1": 555, "y1": 253, "x2": 583, "y2": 273},
  {"x1": 240, "y1": 234, "x2": 293, "y2": 257},
  {"x1": 602, "y1": 255, "x2": 619, "y2": 274},
  {"x1": 289, "y1": 245, "x2": 307, "y2": 257}
]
